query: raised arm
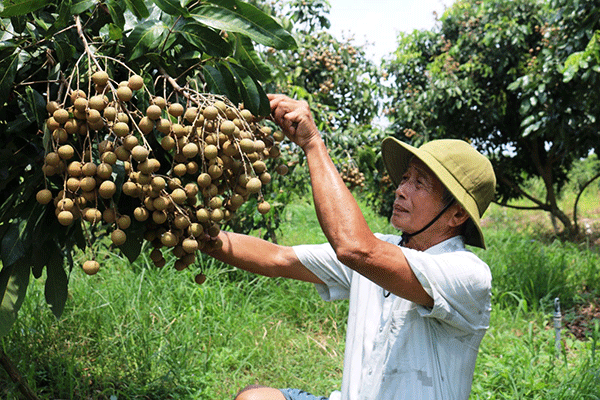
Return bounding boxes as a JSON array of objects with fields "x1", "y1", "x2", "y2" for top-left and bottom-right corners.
[
  {"x1": 268, "y1": 94, "x2": 433, "y2": 307},
  {"x1": 207, "y1": 231, "x2": 324, "y2": 284}
]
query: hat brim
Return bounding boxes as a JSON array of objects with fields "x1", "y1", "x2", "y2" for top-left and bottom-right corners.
[{"x1": 381, "y1": 137, "x2": 485, "y2": 249}]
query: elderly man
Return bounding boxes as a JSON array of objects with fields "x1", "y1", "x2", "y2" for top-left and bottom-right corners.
[{"x1": 207, "y1": 94, "x2": 496, "y2": 400}]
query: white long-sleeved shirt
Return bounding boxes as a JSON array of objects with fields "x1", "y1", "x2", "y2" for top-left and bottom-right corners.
[{"x1": 293, "y1": 234, "x2": 492, "y2": 400}]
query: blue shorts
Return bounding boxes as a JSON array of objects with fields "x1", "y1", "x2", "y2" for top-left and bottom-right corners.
[{"x1": 279, "y1": 388, "x2": 328, "y2": 400}]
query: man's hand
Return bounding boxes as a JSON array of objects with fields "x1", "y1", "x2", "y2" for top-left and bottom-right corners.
[{"x1": 268, "y1": 94, "x2": 321, "y2": 150}]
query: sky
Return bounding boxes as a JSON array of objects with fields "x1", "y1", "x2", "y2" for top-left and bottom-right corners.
[{"x1": 327, "y1": 0, "x2": 454, "y2": 61}]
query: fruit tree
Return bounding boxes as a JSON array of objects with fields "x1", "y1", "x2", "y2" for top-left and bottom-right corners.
[{"x1": 0, "y1": 0, "x2": 297, "y2": 337}]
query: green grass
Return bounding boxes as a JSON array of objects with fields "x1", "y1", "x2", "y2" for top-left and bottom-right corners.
[{"x1": 1, "y1": 195, "x2": 599, "y2": 399}]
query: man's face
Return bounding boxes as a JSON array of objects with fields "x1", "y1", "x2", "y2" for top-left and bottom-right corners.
[{"x1": 390, "y1": 158, "x2": 447, "y2": 233}]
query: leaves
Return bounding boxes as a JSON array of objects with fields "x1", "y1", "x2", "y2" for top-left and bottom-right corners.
[
  {"x1": 124, "y1": 20, "x2": 170, "y2": 61},
  {"x1": 0, "y1": 263, "x2": 30, "y2": 337},
  {"x1": 177, "y1": 20, "x2": 232, "y2": 58},
  {"x1": 154, "y1": 0, "x2": 189, "y2": 18},
  {"x1": 0, "y1": 54, "x2": 18, "y2": 108},
  {"x1": 45, "y1": 249, "x2": 68, "y2": 319},
  {"x1": 0, "y1": 0, "x2": 50, "y2": 17},
  {"x1": 191, "y1": 1, "x2": 296, "y2": 50}
]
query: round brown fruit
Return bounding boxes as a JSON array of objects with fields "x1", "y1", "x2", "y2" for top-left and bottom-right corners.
[
  {"x1": 257, "y1": 201, "x2": 271, "y2": 214},
  {"x1": 168, "y1": 103, "x2": 184, "y2": 117},
  {"x1": 146, "y1": 104, "x2": 162, "y2": 120},
  {"x1": 111, "y1": 229, "x2": 127, "y2": 246},
  {"x1": 99, "y1": 181, "x2": 117, "y2": 199},
  {"x1": 36, "y1": 189, "x2": 52, "y2": 204},
  {"x1": 57, "y1": 210, "x2": 74, "y2": 226},
  {"x1": 245, "y1": 177, "x2": 262, "y2": 193},
  {"x1": 82, "y1": 260, "x2": 101, "y2": 275},
  {"x1": 182, "y1": 238, "x2": 199, "y2": 253},
  {"x1": 117, "y1": 86, "x2": 133, "y2": 102},
  {"x1": 128, "y1": 75, "x2": 144, "y2": 90},
  {"x1": 203, "y1": 106, "x2": 219, "y2": 120},
  {"x1": 92, "y1": 71, "x2": 109, "y2": 86},
  {"x1": 194, "y1": 273, "x2": 207, "y2": 285},
  {"x1": 161, "y1": 231, "x2": 178, "y2": 247}
]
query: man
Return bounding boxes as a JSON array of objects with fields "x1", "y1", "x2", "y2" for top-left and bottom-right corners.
[{"x1": 206, "y1": 94, "x2": 496, "y2": 400}]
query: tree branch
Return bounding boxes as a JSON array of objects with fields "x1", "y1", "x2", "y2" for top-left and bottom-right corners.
[{"x1": 0, "y1": 347, "x2": 40, "y2": 400}]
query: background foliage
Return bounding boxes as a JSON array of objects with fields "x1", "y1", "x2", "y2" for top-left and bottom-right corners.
[{"x1": 383, "y1": 0, "x2": 600, "y2": 237}]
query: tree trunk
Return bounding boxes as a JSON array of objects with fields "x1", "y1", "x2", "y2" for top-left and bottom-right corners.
[{"x1": 0, "y1": 347, "x2": 40, "y2": 400}]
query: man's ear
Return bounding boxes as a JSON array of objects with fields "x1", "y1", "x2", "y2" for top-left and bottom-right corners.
[{"x1": 448, "y1": 204, "x2": 470, "y2": 228}]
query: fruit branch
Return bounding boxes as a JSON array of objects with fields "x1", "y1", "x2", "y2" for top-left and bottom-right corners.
[{"x1": 74, "y1": 15, "x2": 102, "y2": 71}]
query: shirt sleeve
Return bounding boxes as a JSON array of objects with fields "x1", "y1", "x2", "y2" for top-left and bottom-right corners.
[
  {"x1": 402, "y1": 247, "x2": 492, "y2": 332},
  {"x1": 292, "y1": 242, "x2": 353, "y2": 301}
]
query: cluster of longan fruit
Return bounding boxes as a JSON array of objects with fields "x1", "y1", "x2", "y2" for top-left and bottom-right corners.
[
  {"x1": 339, "y1": 163, "x2": 365, "y2": 190},
  {"x1": 38, "y1": 68, "x2": 288, "y2": 280}
]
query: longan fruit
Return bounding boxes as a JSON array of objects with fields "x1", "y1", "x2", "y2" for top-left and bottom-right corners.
[
  {"x1": 112, "y1": 121, "x2": 130, "y2": 137},
  {"x1": 45, "y1": 152, "x2": 60, "y2": 166},
  {"x1": 96, "y1": 163, "x2": 113, "y2": 180},
  {"x1": 84, "y1": 208, "x2": 102, "y2": 223},
  {"x1": 275, "y1": 164, "x2": 289, "y2": 175},
  {"x1": 117, "y1": 86, "x2": 133, "y2": 102},
  {"x1": 257, "y1": 201, "x2": 271, "y2": 214},
  {"x1": 245, "y1": 177, "x2": 262, "y2": 193},
  {"x1": 161, "y1": 231, "x2": 178, "y2": 247},
  {"x1": 82, "y1": 260, "x2": 101, "y2": 275},
  {"x1": 133, "y1": 207, "x2": 149, "y2": 222},
  {"x1": 70, "y1": 89, "x2": 86, "y2": 104},
  {"x1": 239, "y1": 138, "x2": 255, "y2": 154},
  {"x1": 53, "y1": 108, "x2": 69, "y2": 124},
  {"x1": 203, "y1": 105, "x2": 219, "y2": 120},
  {"x1": 197, "y1": 173, "x2": 211, "y2": 188},
  {"x1": 57, "y1": 145, "x2": 75, "y2": 160},
  {"x1": 99, "y1": 181, "x2": 117, "y2": 199},
  {"x1": 88, "y1": 95, "x2": 107, "y2": 111},
  {"x1": 46, "y1": 101, "x2": 60, "y2": 115},
  {"x1": 194, "y1": 273, "x2": 207, "y2": 285},
  {"x1": 146, "y1": 104, "x2": 162, "y2": 120},
  {"x1": 180, "y1": 143, "x2": 197, "y2": 159},
  {"x1": 92, "y1": 71, "x2": 109, "y2": 86},
  {"x1": 152, "y1": 96, "x2": 167, "y2": 109},
  {"x1": 80, "y1": 176, "x2": 97, "y2": 192},
  {"x1": 182, "y1": 238, "x2": 199, "y2": 253},
  {"x1": 111, "y1": 229, "x2": 127, "y2": 246},
  {"x1": 139, "y1": 116, "x2": 154, "y2": 135},
  {"x1": 204, "y1": 144, "x2": 218, "y2": 160},
  {"x1": 184, "y1": 107, "x2": 198, "y2": 123},
  {"x1": 131, "y1": 145, "x2": 149, "y2": 162},
  {"x1": 57, "y1": 210, "x2": 74, "y2": 226},
  {"x1": 36, "y1": 189, "x2": 52, "y2": 204},
  {"x1": 168, "y1": 103, "x2": 184, "y2": 117},
  {"x1": 74, "y1": 97, "x2": 88, "y2": 112},
  {"x1": 117, "y1": 215, "x2": 131, "y2": 230},
  {"x1": 171, "y1": 188, "x2": 187, "y2": 204},
  {"x1": 240, "y1": 109, "x2": 254, "y2": 122},
  {"x1": 128, "y1": 75, "x2": 144, "y2": 90}
]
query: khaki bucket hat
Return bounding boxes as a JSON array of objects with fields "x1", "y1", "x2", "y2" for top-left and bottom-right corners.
[{"x1": 381, "y1": 137, "x2": 496, "y2": 249}]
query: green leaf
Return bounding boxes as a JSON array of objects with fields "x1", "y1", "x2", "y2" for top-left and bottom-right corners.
[
  {"x1": 118, "y1": 221, "x2": 145, "y2": 263},
  {"x1": 0, "y1": 54, "x2": 18, "y2": 106},
  {"x1": 124, "y1": 0, "x2": 149, "y2": 19},
  {"x1": 0, "y1": 0, "x2": 50, "y2": 17},
  {"x1": 124, "y1": 20, "x2": 170, "y2": 61},
  {"x1": 154, "y1": 0, "x2": 189, "y2": 18},
  {"x1": 45, "y1": 250, "x2": 68, "y2": 319},
  {"x1": 191, "y1": 1, "x2": 296, "y2": 49},
  {"x1": 70, "y1": 0, "x2": 95, "y2": 15},
  {"x1": 177, "y1": 20, "x2": 232, "y2": 58},
  {"x1": 1, "y1": 219, "x2": 27, "y2": 268},
  {"x1": 0, "y1": 263, "x2": 30, "y2": 337},
  {"x1": 106, "y1": 0, "x2": 126, "y2": 30},
  {"x1": 25, "y1": 85, "x2": 46, "y2": 128},
  {"x1": 234, "y1": 34, "x2": 272, "y2": 82},
  {"x1": 203, "y1": 62, "x2": 241, "y2": 107},
  {"x1": 229, "y1": 63, "x2": 269, "y2": 117}
]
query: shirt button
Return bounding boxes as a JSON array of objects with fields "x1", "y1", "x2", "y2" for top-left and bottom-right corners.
[
  {"x1": 379, "y1": 326, "x2": 383, "y2": 332},
  {"x1": 368, "y1": 368, "x2": 373, "y2": 375}
]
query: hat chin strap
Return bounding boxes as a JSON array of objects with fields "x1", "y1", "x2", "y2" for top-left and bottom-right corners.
[{"x1": 401, "y1": 199, "x2": 455, "y2": 246}]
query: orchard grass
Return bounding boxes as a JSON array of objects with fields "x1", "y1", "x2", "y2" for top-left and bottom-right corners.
[{"x1": 1, "y1": 197, "x2": 599, "y2": 399}]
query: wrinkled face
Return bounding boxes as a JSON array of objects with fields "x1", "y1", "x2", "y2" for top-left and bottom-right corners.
[{"x1": 390, "y1": 158, "x2": 448, "y2": 233}]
